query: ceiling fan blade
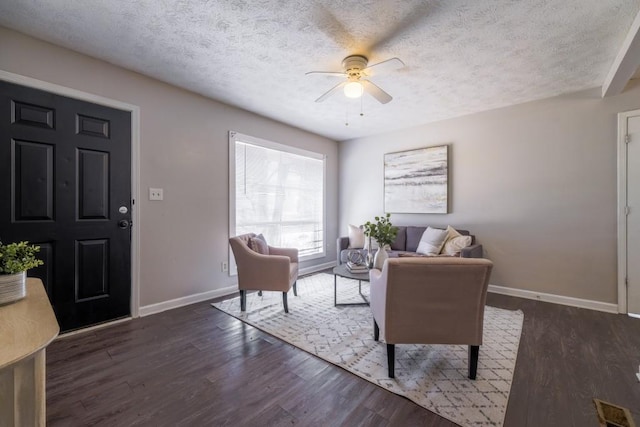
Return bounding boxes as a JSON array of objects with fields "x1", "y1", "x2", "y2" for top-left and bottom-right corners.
[
  {"x1": 305, "y1": 71, "x2": 347, "y2": 77},
  {"x1": 362, "y1": 80, "x2": 393, "y2": 104},
  {"x1": 315, "y1": 81, "x2": 347, "y2": 103},
  {"x1": 366, "y1": 3, "x2": 433, "y2": 52},
  {"x1": 362, "y1": 57, "x2": 405, "y2": 76},
  {"x1": 312, "y1": 4, "x2": 359, "y2": 51}
]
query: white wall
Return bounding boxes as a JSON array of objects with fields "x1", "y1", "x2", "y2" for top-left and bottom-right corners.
[
  {"x1": 340, "y1": 83, "x2": 640, "y2": 305},
  {"x1": 0, "y1": 27, "x2": 339, "y2": 308}
]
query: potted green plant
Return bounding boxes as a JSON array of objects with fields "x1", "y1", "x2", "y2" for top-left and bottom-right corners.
[
  {"x1": 364, "y1": 213, "x2": 398, "y2": 269},
  {"x1": 0, "y1": 241, "x2": 44, "y2": 305}
]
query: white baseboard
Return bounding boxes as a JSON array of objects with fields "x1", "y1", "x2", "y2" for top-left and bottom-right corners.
[
  {"x1": 56, "y1": 317, "x2": 132, "y2": 339},
  {"x1": 138, "y1": 262, "x2": 336, "y2": 317},
  {"x1": 488, "y1": 284, "x2": 619, "y2": 314},
  {"x1": 139, "y1": 285, "x2": 238, "y2": 317},
  {"x1": 141, "y1": 273, "x2": 618, "y2": 318}
]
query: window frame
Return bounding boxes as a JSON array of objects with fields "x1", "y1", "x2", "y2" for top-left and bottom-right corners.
[{"x1": 228, "y1": 131, "x2": 327, "y2": 275}]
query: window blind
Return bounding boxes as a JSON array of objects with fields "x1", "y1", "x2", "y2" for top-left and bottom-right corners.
[{"x1": 233, "y1": 138, "x2": 324, "y2": 258}]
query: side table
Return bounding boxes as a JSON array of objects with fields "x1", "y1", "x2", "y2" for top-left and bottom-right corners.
[{"x1": 332, "y1": 265, "x2": 370, "y2": 306}]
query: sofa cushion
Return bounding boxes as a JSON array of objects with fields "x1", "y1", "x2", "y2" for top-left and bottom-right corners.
[
  {"x1": 390, "y1": 226, "x2": 406, "y2": 251},
  {"x1": 348, "y1": 224, "x2": 365, "y2": 248},
  {"x1": 416, "y1": 227, "x2": 448, "y2": 255},
  {"x1": 406, "y1": 226, "x2": 427, "y2": 252},
  {"x1": 400, "y1": 252, "x2": 456, "y2": 258}
]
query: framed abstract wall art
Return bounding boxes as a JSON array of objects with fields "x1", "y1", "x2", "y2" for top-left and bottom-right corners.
[{"x1": 384, "y1": 145, "x2": 449, "y2": 214}]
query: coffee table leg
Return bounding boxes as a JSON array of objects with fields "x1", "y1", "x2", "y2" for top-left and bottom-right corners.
[
  {"x1": 358, "y1": 280, "x2": 368, "y2": 303},
  {"x1": 334, "y1": 275, "x2": 369, "y2": 306}
]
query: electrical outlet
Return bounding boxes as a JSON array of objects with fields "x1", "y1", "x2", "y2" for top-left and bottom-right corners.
[
  {"x1": 221, "y1": 261, "x2": 228, "y2": 272},
  {"x1": 149, "y1": 188, "x2": 163, "y2": 201}
]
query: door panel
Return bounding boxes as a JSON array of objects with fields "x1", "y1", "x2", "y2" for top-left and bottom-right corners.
[
  {"x1": 0, "y1": 80, "x2": 131, "y2": 331},
  {"x1": 78, "y1": 149, "x2": 109, "y2": 219},
  {"x1": 627, "y1": 115, "x2": 640, "y2": 315},
  {"x1": 76, "y1": 239, "x2": 109, "y2": 301},
  {"x1": 30, "y1": 241, "x2": 54, "y2": 295},
  {"x1": 12, "y1": 140, "x2": 54, "y2": 221},
  {"x1": 12, "y1": 100, "x2": 55, "y2": 129}
]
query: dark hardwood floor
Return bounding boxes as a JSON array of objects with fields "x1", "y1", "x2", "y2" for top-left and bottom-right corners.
[{"x1": 46, "y1": 273, "x2": 640, "y2": 426}]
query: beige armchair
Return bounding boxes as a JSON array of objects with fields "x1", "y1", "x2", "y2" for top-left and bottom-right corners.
[
  {"x1": 369, "y1": 257, "x2": 493, "y2": 379},
  {"x1": 229, "y1": 233, "x2": 299, "y2": 313}
]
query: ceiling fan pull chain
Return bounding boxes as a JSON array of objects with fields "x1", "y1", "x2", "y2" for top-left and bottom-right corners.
[
  {"x1": 360, "y1": 96, "x2": 364, "y2": 117},
  {"x1": 345, "y1": 103, "x2": 349, "y2": 126}
]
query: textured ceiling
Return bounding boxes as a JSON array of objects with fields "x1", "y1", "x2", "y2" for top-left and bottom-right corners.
[{"x1": 0, "y1": 0, "x2": 638, "y2": 141}]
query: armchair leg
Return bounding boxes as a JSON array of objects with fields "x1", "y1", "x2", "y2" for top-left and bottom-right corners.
[
  {"x1": 387, "y1": 344, "x2": 395, "y2": 378},
  {"x1": 282, "y1": 292, "x2": 289, "y2": 313},
  {"x1": 374, "y1": 320, "x2": 379, "y2": 341},
  {"x1": 468, "y1": 345, "x2": 479, "y2": 380},
  {"x1": 240, "y1": 290, "x2": 246, "y2": 312},
  {"x1": 293, "y1": 281, "x2": 298, "y2": 296}
]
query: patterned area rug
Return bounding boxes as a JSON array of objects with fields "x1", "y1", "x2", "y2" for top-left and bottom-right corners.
[{"x1": 212, "y1": 273, "x2": 523, "y2": 426}]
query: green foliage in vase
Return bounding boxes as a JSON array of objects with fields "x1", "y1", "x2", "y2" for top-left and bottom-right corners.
[
  {"x1": 364, "y1": 213, "x2": 398, "y2": 248},
  {"x1": 0, "y1": 241, "x2": 44, "y2": 274}
]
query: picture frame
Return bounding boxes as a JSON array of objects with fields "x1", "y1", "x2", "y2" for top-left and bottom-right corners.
[{"x1": 384, "y1": 145, "x2": 449, "y2": 214}]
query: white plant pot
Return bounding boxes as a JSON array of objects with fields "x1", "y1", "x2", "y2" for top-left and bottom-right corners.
[
  {"x1": 373, "y1": 247, "x2": 388, "y2": 270},
  {"x1": 0, "y1": 271, "x2": 27, "y2": 305}
]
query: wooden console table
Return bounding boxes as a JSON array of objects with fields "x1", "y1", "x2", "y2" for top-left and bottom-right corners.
[{"x1": 0, "y1": 278, "x2": 59, "y2": 427}]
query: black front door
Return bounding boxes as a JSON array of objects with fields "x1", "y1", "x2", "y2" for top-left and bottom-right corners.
[{"x1": 0, "y1": 80, "x2": 132, "y2": 332}]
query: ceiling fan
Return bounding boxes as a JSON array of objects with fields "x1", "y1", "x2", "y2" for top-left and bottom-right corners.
[{"x1": 306, "y1": 55, "x2": 405, "y2": 104}]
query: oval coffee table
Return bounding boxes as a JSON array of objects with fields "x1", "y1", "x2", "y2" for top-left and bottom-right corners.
[{"x1": 333, "y1": 264, "x2": 370, "y2": 306}]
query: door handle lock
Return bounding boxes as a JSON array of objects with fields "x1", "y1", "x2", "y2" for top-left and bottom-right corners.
[{"x1": 118, "y1": 220, "x2": 130, "y2": 229}]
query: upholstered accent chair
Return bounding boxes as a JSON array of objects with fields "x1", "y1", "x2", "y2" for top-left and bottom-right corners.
[
  {"x1": 369, "y1": 257, "x2": 493, "y2": 379},
  {"x1": 229, "y1": 233, "x2": 299, "y2": 313}
]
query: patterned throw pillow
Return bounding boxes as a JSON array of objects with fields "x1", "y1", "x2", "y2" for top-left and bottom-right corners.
[
  {"x1": 441, "y1": 226, "x2": 472, "y2": 256},
  {"x1": 442, "y1": 236, "x2": 472, "y2": 256},
  {"x1": 249, "y1": 234, "x2": 269, "y2": 255}
]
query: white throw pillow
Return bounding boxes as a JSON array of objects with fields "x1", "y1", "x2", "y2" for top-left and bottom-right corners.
[
  {"x1": 348, "y1": 224, "x2": 365, "y2": 249},
  {"x1": 442, "y1": 235, "x2": 473, "y2": 255},
  {"x1": 416, "y1": 227, "x2": 448, "y2": 255}
]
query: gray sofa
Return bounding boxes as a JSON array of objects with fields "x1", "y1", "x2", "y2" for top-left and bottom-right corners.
[{"x1": 337, "y1": 225, "x2": 483, "y2": 265}]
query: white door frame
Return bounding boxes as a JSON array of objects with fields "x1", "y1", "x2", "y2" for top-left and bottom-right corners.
[
  {"x1": 0, "y1": 69, "x2": 141, "y2": 318},
  {"x1": 617, "y1": 108, "x2": 640, "y2": 315}
]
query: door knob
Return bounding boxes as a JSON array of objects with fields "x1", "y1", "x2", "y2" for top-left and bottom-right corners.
[{"x1": 118, "y1": 220, "x2": 129, "y2": 229}]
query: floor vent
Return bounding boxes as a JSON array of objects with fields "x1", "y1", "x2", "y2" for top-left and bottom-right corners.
[{"x1": 594, "y1": 399, "x2": 636, "y2": 427}]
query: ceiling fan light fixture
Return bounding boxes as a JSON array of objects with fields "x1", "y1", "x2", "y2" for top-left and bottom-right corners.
[{"x1": 344, "y1": 81, "x2": 364, "y2": 98}]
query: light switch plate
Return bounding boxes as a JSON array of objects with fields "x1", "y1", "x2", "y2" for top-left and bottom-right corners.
[{"x1": 149, "y1": 188, "x2": 163, "y2": 201}]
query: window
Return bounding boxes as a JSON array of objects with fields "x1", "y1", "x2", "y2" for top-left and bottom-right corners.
[{"x1": 229, "y1": 131, "x2": 325, "y2": 264}]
